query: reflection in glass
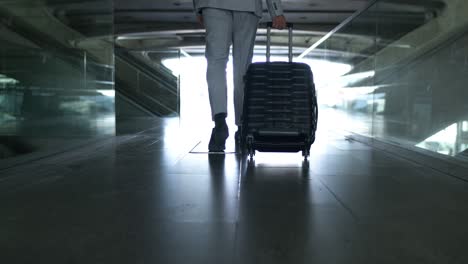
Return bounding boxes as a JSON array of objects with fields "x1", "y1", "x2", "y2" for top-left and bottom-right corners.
[
  {"x1": 303, "y1": 0, "x2": 468, "y2": 162},
  {"x1": 115, "y1": 49, "x2": 179, "y2": 118},
  {"x1": 0, "y1": 0, "x2": 115, "y2": 157},
  {"x1": 417, "y1": 121, "x2": 468, "y2": 156},
  {"x1": 0, "y1": 74, "x2": 19, "y2": 85}
]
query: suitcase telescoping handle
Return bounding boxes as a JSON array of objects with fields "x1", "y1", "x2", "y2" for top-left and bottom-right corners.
[{"x1": 266, "y1": 22, "x2": 294, "y2": 63}]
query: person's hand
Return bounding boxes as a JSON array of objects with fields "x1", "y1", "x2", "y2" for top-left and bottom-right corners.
[
  {"x1": 272, "y1": 15, "x2": 287, "y2": 30},
  {"x1": 197, "y1": 15, "x2": 204, "y2": 27}
]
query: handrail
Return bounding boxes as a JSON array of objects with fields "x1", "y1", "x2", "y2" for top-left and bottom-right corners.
[
  {"x1": 115, "y1": 56, "x2": 178, "y2": 96},
  {"x1": 297, "y1": 0, "x2": 379, "y2": 59}
]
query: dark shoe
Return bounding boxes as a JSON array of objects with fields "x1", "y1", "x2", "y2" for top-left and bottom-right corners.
[{"x1": 208, "y1": 124, "x2": 229, "y2": 152}]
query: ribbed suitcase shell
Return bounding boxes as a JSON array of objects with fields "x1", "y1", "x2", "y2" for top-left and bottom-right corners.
[{"x1": 241, "y1": 61, "x2": 318, "y2": 156}]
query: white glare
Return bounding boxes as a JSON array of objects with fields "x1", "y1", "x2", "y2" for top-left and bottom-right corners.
[
  {"x1": 0, "y1": 74, "x2": 19, "y2": 85},
  {"x1": 163, "y1": 56, "x2": 352, "y2": 89},
  {"x1": 98, "y1": 90, "x2": 115, "y2": 97},
  {"x1": 162, "y1": 55, "x2": 352, "y2": 129},
  {"x1": 417, "y1": 123, "x2": 458, "y2": 155}
]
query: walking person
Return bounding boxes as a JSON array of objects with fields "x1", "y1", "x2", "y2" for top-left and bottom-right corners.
[{"x1": 193, "y1": 0, "x2": 287, "y2": 152}]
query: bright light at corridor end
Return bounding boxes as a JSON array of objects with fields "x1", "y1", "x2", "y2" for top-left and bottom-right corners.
[
  {"x1": 163, "y1": 55, "x2": 351, "y2": 116},
  {"x1": 162, "y1": 56, "x2": 352, "y2": 89}
]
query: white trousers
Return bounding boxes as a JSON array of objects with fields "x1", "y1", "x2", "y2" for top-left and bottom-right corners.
[{"x1": 203, "y1": 8, "x2": 259, "y2": 126}]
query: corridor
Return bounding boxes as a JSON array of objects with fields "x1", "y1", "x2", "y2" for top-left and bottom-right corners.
[
  {"x1": 2, "y1": 0, "x2": 468, "y2": 262},
  {"x1": 2, "y1": 117, "x2": 468, "y2": 263}
]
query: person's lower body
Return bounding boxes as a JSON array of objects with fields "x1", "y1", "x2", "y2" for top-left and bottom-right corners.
[{"x1": 203, "y1": 8, "x2": 259, "y2": 151}]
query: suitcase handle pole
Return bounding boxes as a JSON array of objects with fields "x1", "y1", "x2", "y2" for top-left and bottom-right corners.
[
  {"x1": 266, "y1": 22, "x2": 294, "y2": 63},
  {"x1": 266, "y1": 26, "x2": 271, "y2": 62}
]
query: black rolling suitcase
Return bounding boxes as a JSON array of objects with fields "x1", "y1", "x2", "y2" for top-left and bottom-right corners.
[{"x1": 241, "y1": 23, "x2": 318, "y2": 160}]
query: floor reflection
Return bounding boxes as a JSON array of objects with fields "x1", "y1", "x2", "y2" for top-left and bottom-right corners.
[
  {"x1": 234, "y1": 153, "x2": 312, "y2": 263},
  {"x1": 3, "y1": 113, "x2": 468, "y2": 263},
  {"x1": 208, "y1": 154, "x2": 228, "y2": 221}
]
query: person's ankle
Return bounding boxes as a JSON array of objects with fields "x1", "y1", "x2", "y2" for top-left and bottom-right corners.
[{"x1": 214, "y1": 113, "x2": 227, "y2": 128}]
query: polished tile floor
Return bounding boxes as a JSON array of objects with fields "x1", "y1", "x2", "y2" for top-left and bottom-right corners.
[{"x1": 2, "y1": 117, "x2": 468, "y2": 263}]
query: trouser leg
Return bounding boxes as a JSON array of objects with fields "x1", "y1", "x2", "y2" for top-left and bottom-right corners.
[
  {"x1": 232, "y1": 11, "x2": 259, "y2": 126},
  {"x1": 203, "y1": 8, "x2": 233, "y2": 119}
]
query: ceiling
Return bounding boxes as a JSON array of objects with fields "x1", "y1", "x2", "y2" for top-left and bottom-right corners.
[
  {"x1": 42, "y1": 0, "x2": 447, "y2": 57},
  {"x1": 46, "y1": 0, "x2": 369, "y2": 55},
  {"x1": 50, "y1": 0, "x2": 371, "y2": 35},
  {"x1": 47, "y1": 0, "x2": 369, "y2": 42},
  {"x1": 114, "y1": 0, "x2": 370, "y2": 32}
]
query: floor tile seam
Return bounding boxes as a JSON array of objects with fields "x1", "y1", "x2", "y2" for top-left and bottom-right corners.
[
  {"x1": 343, "y1": 135, "x2": 423, "y2": 165},
  {"x1": 129, "y1": 136, "x2": 201, "y2": 168},
  {"x1": 308, "y1": 173, "x2": 468, "y2": 205},
  {"x1": 0, "y1": 161, "x2": 88, "y2": 186},
  {"x1": 309, "y1": 170, "x2": 377, "y2": 176},
  {"x1": 317, "y1": 176, "x2": 360, "y2": 224},
  {"x1": 169, "y1": 152, "x2": 211, "y2": 168},
  {"x1": 0, "y1": 135, "x2": 140, "y2": 177},
  {"x1": 188, "y1": 141, "x2": 202, "y2": 153},
  {"x1": 347, "y1": 145, "x2": 447, "y2": 175},
  {"x1": 0, "y1": 138, "x2": 115, "y2": 174},
  {"x1": 117, "y1": 138, "x2": 162, "y2": 150},
  {"x1": 346, "y1": 134, "x2": 468, "y2": 184},
  {"x1": 233, "y1": 201, "x2": 343, "y2": 210},
  {"x1": 308, "y1": 172, "x2": 410, "y2": 186},
  {"x1": 0, "y1": 135, "x2": 165, "y2": 188},
  {"x1": 150, "y1": 219, "x2": 239, "y2": 224}
]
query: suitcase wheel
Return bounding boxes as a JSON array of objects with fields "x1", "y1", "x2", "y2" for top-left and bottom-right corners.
[
  {"x1": 247, "y1": 135, "x2": 255, "y2": 160},
  {"x1": 302, "y1": 139, "x2": 311, "y2": 160}
]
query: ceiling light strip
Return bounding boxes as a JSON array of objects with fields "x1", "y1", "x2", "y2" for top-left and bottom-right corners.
[{"x1": 297, "y1": 0, "x2": 379, "y2": 59}]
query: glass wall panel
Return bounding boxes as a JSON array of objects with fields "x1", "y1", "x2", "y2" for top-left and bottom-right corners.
[
  {"x1": 113, "y1": 1, "x2": 181, "y2": 135},
  {"x1": 0, "y1": 0, "x2": 114, "y2": 158},
  {"x1": 372, "y1": 0, "x2": 468, "y2": 159},
  {"x1": 307, "y1": 0, "x2": 468, "y2": 161},
  {"x1": 304, "y1": 5, "x2": 380, "y2": 137}
]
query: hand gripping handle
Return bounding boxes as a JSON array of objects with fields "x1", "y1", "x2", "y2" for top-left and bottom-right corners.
[{"x1": 266, "y1": 22, "x2": 294, "y2": 63}]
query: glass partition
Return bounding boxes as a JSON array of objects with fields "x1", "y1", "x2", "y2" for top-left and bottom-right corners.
[
  {"x1": 303, "y1": 0, "x2": 468, "y2": 160},
  {"x1": 0, "y1": 0, "x2": 114, "y2": 158},
  {"x1": 113, "y1": 46, "x2": 180, "y2": 137},
  {"x1": 115, "y1": 49, "x2": 180, "y2": 119},
  {"x1": 113, "y1": 0, "x2": 182, "y2": 135}
]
